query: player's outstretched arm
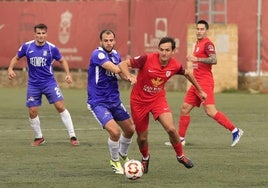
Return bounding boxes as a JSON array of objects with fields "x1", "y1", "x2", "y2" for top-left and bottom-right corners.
[{"x1": 118, "y1": 60, "x2": 136, "y2": 85}]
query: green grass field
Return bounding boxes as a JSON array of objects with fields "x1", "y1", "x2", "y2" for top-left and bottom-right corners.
[{"x1": 0, "y1": 88, "x2": 267, "y2": 188}]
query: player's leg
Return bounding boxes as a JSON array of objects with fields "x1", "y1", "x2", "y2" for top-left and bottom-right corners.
[
  {"x1": 27, "y1": 85, "x2": 44, "y2": 146},
  {"x1": 203, "y1": 86, "x2": 243, "y2": 146},
  {"x1": 204, "y1": 104, "x2": 234, "y2": 130},
  {"x1": 113, "y1": 102, "x2": 134, "y2": 162},
  {"x1": 131, "y1": 100, "x2": 151, "y2": 173},
  {"x1": 88, "y1": 104, "x2": 123, "y2": 174},
  {"x1": 105, "y1": 120, "x2": 124, "y2": 174},
  {"x1": 29, "y1": 106, "x2": 45, "y2": 146},
  {"x1": 178, "y1": 103, "x2": 194, "y2": 145},
  {"x1": 178, "y1": 86, "x2": 201, "y2": 145},
  {"x1": 105, "y1": 120, "x2": 122, "y2": 158},
  {"x1": 136, "y1": 130, "x2": 150, "y2": 173},
  {"x1": 117, "y1": 119, "x2": 134, "y2": 163},
  {"x1": 45, "y1": 83, "x2": 79, "y2": 145},
  {"x1": 157, "y1": 112, "x2": 194, "y2": 169},
  {"x1": 54, "y1": 100, "x2": 79, "y2": 146},
  {"x1": 204, "y1": 104, "x2": 243, "y2": 146}
]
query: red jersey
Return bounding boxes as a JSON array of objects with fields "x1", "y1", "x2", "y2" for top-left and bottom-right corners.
[
  {"x1": 192, "y1": 37, "x2": 216, "y2": 86},
  {"x1": 130, "y1": 53, "x2": 185, "y2": 103}
]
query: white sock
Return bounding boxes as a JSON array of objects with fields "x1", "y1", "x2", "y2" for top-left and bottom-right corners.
[
  {"x1": 232, "y1": 128, "x2": 238, "y2": 133},
  {"x1": 119, "y1": 134, "x2": 132, "y2": 157},
  {"x1": 108, "y1": 138, "x2": 120, "y2": 161},
  {"x1": 29, "y1": 116, "x2": 42, "y2": 138},
  {"x1": 60, "y1": 109, "x2": 76, "y2": 138}
]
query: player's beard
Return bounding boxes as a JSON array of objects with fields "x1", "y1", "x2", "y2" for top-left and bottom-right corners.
[{"x1": 104, "y1": 46, "x2": 113, "y2": 53}]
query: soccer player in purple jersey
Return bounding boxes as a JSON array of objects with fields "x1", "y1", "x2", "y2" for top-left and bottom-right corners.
[
  {"x1": 87, "y1": 30, "x2": 135, "y2": 174},
  {"x1": 8, "y1": 23, "x2": 79, "y2": 147}
]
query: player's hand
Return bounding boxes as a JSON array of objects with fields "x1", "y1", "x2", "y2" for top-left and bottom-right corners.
[
  {"x1": 128, "y1": 74, "x2": 137, "y2": 85},
  {"x1": 186, "y1": 55, "x2": 198, "y2": 62},
  {"x1": 199, "y1": 90, "x2": 207, "y2": 102},
  {"x1": 65, "y1": 74, "x2": 73, "y2": 84},
  {"x1": 8, "y1": 69, "x2": 16, "y2": 80}
]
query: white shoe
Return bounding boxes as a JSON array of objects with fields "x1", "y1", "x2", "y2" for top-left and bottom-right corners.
[
  {"x1": 164, "y1": 141, "x2": 172, "y2": 146},
  {"x1": 164, "y1": 139, "x2": 186, "y2": 146}
]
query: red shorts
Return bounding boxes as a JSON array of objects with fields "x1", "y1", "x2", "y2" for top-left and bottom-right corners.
[
  {"x1": 130, "y1": 97, "x2": 171, "y2": 133},
  {"x1": 184, "y1": 85, "x2": 215, "y2": 107}
]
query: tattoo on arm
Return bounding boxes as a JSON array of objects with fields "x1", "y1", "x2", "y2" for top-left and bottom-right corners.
[{"x1": 198, "y1": 54, "x2": 217, "y2": 64}]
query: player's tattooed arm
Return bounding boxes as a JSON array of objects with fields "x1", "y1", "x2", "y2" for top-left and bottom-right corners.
[
  {"x1": 187, "y1": 54, "x2": 217, "y2": 64},
  {"x1": 197, "y1": 54, "x2": 217, "y2": 64}
]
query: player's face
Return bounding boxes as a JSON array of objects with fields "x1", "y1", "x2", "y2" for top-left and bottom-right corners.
[
  {"x1": 196, "y1": 23, "x2": 208, "y2": 40},
  {"x1": 158, "y1": 42, "x2": 174, "y2": 65},
  {"x1": 34, "y1": 28, "x2": 47, "y2": 46},
  {"x1": 100, "y1": 33, "x2": 116, "y2": 53}
]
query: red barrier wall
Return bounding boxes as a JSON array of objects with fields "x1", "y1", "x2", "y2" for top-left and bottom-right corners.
[
  {"x1": 129, "y1": 0, "x2": 195, "y2": 63},
  {"x1": 0, "y1": 0, "x2": 267, "y2": 73},
  {"x1": 0, "y1": 1, "x2": 129, "y2": 69}
]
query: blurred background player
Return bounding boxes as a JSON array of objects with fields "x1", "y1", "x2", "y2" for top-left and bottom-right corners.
[
  {"x1": 8, "y1": 23, "x2": 79, "y2": 146},
  {"x1": 118, "y1": 37, "x2": 207, "y2": 173},
  {"x1": 87, "y1": 29, "x2": 135, "y2": 174},
  {"x1": 178, "y1": 20, "x2": 243, "y2": 147}
]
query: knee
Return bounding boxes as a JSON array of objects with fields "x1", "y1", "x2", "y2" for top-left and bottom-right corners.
[
  {"x1": 54, "y1": 101, "x2": 65, "y2": 113},
  {"x1": 110, "y1": 130, "x2": 121, "y2": 141},
  {"x1": 137, "y1": 133, "x2": 148, "y2": 146},
  {"x1": 180, "y1": 104, "x2": 190, "y2": 115},
  {"x1": 166, "y1": 127, "x2": 177, "y2": 137},
  {"x1": 107, "y1": 127, "x2": 121, "y2": 141},
  {"x1": 29, "y1": 109, "x2": 38, "y2": 119},
  {"x1": 125, "y1": 125, "x2": 135, "y2": 138}
]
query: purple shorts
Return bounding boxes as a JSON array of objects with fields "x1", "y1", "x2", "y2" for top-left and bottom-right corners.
[
  {"x1": 26, "y1": 82, "x2": 63, "y2": 107},
  {"x1": 87, "y1": 102, "x2": 130, "y2": 127}
]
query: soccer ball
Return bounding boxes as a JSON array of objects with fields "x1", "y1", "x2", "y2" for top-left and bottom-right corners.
[{"x1": 124, "y1": 159, "x2": 144, "y2": 180}]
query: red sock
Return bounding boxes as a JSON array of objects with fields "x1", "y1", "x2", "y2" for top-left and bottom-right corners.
[
  {"x1": 213, "y1": 112, "x2": 235, "y2": 131},
  {"x1": 172, "y1": 142, "x2": 183, "y2": 157},
  {"x1": 178, "y1": 115, "x2": 190, "y2": 137},
  {"x1": 139, "y1": 144, "x2": 149, "y2": 158}
]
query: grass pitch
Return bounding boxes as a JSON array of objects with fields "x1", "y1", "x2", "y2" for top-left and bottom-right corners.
[{"x1": 0, "y1": 88, "x2": 267, "y2": 188}]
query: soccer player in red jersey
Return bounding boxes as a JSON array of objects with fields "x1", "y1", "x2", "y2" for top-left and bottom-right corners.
[
  {"x1": 178, "y1": 20, "x2": 243, "y2": 147},
  {"x1": 118, "y1": 37, "x2": 207, "y2": 173}
]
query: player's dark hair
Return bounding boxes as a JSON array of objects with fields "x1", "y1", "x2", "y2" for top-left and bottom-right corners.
[
  {"x1": 158, "y1": 37, "x2": 176, "y2": 50},
  {"x1": 197, "y1": 20, "x2": 209, "y2": 30},
  {"x1": 99, "y1": 29, "x2": 115, "y2": 40},
  {"x1": 34, "y1": 23, "x2": 48, "y2": 32}
]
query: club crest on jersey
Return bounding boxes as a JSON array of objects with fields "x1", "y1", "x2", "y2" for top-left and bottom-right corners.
[
  {"x1": 166, "y1": 71, "x2": 171, "y2": 77},
  {"x1": 98, "y1": 52, "x2": 105, "y2": 60},
  {"x1": 208, "y1": 44, "x2": 215, "y2": 51},
  {"x1": 43, "y1": 50, "x2": 48, "y2": 56}
]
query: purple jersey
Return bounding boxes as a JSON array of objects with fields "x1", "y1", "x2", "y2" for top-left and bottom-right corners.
[
  {"x1": 17, "y1": 40, "x2": 62, "y2": 86},
  {"x1": 87, "y1": 47, "x2": 121, "y2": 107}
]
